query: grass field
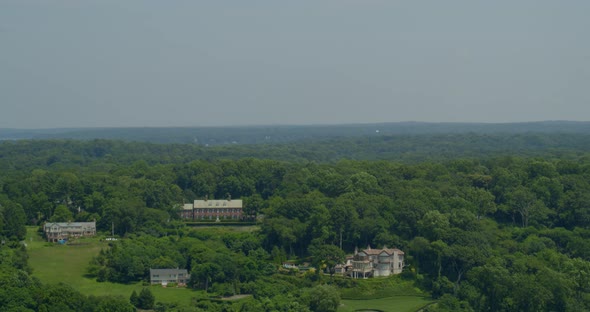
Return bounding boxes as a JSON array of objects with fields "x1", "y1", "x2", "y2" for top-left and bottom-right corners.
[
  {"x1": 336, "y1": 274, "x2": 433, "y2": 312},
  {"x1": 26, "y1": 227, "x2": 201, "y2": 308},
  {"x1": 339, "y1": 296, "x2": 433, "y2": 312}
]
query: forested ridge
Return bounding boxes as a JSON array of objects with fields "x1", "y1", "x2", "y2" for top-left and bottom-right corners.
[
  {"x1": 2, "y1": 136, "x2": 590, "y2": 311},
  {"x1": 2, "y1": 132, "x2": 590, "y2": 168}
]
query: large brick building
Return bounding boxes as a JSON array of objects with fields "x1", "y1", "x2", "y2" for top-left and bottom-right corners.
[{"x1": 179, "y1": 199, "x2": 243, "y2": 221}]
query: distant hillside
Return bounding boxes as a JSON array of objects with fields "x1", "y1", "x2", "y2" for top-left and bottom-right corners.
[
  {"x1": 2, "y1": 121, "x2": 590, "y2": 145},
  {"x1": 2, "y1": 132, "x2": 590, "y2": 169}
]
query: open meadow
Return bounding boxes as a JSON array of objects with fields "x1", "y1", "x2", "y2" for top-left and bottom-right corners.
[{"x1": 26, "y1": 227, "x2": 201, "y2": 308}]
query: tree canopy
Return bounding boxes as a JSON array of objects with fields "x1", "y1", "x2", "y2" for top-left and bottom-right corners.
[{"x1": 3, "y1": 137, "x2": 590, "y2": 311}]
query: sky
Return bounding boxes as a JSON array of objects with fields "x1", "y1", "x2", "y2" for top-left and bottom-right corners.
[{"x1": 1, "y1": 0, "x2": 589, "y2": 129}]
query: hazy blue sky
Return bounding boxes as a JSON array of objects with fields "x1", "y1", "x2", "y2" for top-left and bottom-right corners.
[{"x1": 1, "y1": 1, "x2": 589, "y2": 128}]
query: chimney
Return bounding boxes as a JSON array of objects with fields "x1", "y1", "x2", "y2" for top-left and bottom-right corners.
[{"x1": 227, "y1": 193, "x2": 231, "y2": 201}]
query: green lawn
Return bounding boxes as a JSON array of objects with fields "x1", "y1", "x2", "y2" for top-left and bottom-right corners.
[
  {"x1": 26, "y1": 227, "x2": 200, "y2": 308},
  {"x1": 339, "y1": 296, "x2": 433, "y2": 312},
  {"x1": 336, "y1": 274, "x2": 433, "y2": 312}
]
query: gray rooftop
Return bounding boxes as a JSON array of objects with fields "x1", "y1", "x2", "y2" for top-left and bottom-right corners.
[
  {"x1": 150, "y1": 268, "x2": 188, "y2": 275},
  {"x1": 44, "y1": 222, "x2": 96, "y2": 228},
  {"x1": 193, "y1": 199, "x2": 242, "y2": 209}
]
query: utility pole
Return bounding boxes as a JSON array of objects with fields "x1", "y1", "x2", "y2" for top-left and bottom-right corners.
[{"x1": 340, "y1": 228, "x2": 343, "y2": 250}]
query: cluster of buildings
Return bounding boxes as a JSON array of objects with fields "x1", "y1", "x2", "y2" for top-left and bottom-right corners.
[
  {"x1": 42, "y1": 199, "x2": 404, "y2": 281},
  {"x1": 179, "y1": 198, "x2": 244, "y2": 221}
]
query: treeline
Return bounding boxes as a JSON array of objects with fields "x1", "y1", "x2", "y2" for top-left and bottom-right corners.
[
  {"x1": 3, "y1": 151, "x2": 590, "y2": 240},
  {"x1": 89, "y1": 230, "x2": 266, "y2": 292},
  {"x1": 90, "y1": 229, "x2": 341, "y2": 312},
  {"x1": 3, "y1": 132, "x2": 590, "y2": 171}
]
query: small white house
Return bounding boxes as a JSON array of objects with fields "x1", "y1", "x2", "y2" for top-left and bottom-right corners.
[{"x1": 149, "y1": 268, "x2": 190, "y2": 286}]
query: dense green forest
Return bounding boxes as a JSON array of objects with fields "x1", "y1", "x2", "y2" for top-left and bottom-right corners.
[
  {"x1": 3, "y1": 134, "x2": 590, "y2": 311},
  {"x1": 3, "y1": 132, "x2": 590, "y2": 168}
]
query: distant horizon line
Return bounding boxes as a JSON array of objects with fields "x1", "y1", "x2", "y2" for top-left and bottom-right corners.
[{"x1": 2, "y1": 120, "x2": 589, "y2": 131}]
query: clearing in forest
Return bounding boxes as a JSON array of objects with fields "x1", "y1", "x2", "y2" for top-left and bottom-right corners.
[{"x1": 25, "y1": 227, "x2": 199, "y2": 308}]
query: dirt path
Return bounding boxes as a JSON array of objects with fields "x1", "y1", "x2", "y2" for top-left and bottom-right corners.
[{"x1": 220, "y1": 294, "x2": 252, "y2": 301}]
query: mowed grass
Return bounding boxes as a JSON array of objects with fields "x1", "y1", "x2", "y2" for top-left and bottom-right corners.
[
  {"x1": 336, "y1": 274, "x2": 433, "y2": 312},
  {"x1": 339, "y1": 296, "x2": 433, "y2": 312},
  {"x1": 26, "y1": 227, "x2": 200, "y2": 308}
]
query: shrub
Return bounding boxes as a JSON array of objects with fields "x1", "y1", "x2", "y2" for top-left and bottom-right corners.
[
  {"x1": 211, "y1": 282, "x2": 234, "y2": 297},
  {"x1": 137, "y1": 288, "x2": 155, "y2": 309}
]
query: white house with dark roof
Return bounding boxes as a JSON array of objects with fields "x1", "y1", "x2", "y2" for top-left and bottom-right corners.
[
  {"x1": 351, "y1": 246, "x2": 404, "y2": 278},
  {"x1": 150, "y1": 268, "x2": 190, "y2": 286},
  {"x1": 43, "y1": 221, "x2": 96, "y2": 242}
]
